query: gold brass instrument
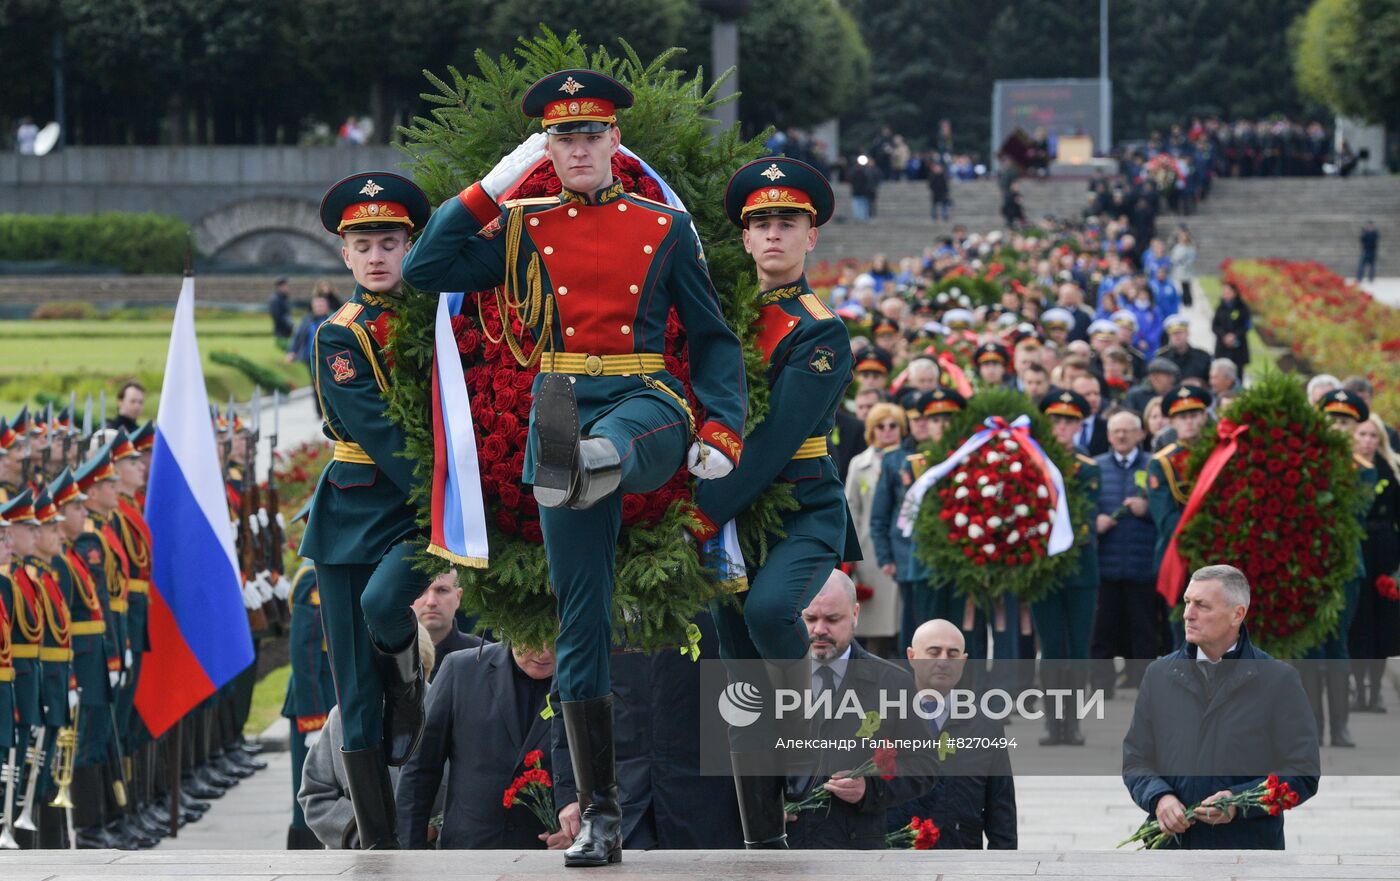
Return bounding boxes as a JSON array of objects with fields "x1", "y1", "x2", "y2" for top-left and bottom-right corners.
[{"x1": 49, "y1": 701, "x2": 78, "y2": 810}]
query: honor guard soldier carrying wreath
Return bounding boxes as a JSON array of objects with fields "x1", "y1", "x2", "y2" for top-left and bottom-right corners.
[
  {"x1": 687, "y1": 157, "x2": 861, "y2": 850},
  {"x1": 402, "y1": 69, "x2": 748, "y2": 867},
  {"x1": 300, "y1": 170, "x2": 433, "y2": 850}
]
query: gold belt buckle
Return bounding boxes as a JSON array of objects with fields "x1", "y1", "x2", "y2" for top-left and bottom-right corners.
[{"x1": 584, "y1": 354, "x2": 604, "y2": 376}]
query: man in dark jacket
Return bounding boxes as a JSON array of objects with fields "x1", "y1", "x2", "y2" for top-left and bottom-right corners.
[
  {"x1": 889, "y1": 619, "x2": 1017, "y2": 849},
  {"x1": 1123, "y1": 565, "x2": 1320, "y2": 849},
  {"x1": 1153, "y1": 316, "x2": 1212, "y2": 383},
  {"x1": 411, "y1": 570, "x2": 482, "y2": 678},
  {"x1": 395, "y1": 641, "x2": 558, "y2": 849},
  {"x1": 785, "y1": 571, "x2": 938, "y2": 849}
]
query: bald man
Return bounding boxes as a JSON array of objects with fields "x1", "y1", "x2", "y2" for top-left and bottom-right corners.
[
  {"x1": 887, "y1": 619, "x2": 1018, "y2": 849},
  {"x1": 785, "y1": 571, "x2": 937, "y2": 850}
]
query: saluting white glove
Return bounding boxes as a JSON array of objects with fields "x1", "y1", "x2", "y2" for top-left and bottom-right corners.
[
  {"x1": 481, "y1": 132, "x2": 548, "y2": 201},
  {"x1": 687, "y1": 442, "x2": 734, "y2": 480}
]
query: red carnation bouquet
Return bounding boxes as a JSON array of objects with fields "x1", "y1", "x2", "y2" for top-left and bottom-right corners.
[
  {"x1": 886, "y1": 815, "x2": 941, "y2": 849},
  {"x1": 502, "y1": 749, "x2": 560, "y2": 834},
  {"x1": 1118, "y1": 775, "x2": 1302, "y2": 850},
  {"x1": 1377, "y1": 574, "x2": 1399, "y2": 602},
  {"x1": 784, "y1": 746, "x2": 898, "y2": 816},
  {"x1": 451, "y1": 152, "x2": 696, "y2": 543}
]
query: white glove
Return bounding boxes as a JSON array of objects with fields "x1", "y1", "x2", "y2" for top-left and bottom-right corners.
[
  {"x1": 109, "y1": 670, "x2": 120, "y2": 689},
  {"x1": 124, "y1": 648, "x2": 133, "y2": 669},
  {"x1": 255, "y1": 572, "x2": 274, "y2": 602},
  {"x1": 273, "y1": 575, "x2": 292, "y2": 601},
  {"x1": 242, "y1": 581, "x2": 261, "y2": 610},
  {"x1": 248, "y1": 515, "x2": 260, "y2": 536},
  {"x1": 68, "y1": 689, "x2": 79, "y2": 712},
  {"x1": 687, "y1": 442, "x2": 734, "y2": 480},
  {"x1": 481, "y1": 132, "x2": 547, "y2": 200},
  {"x1": 304, "y1": 729, "x2": 322, "y2": 749},
  {"x1": 276, "y1": 512, "x2": 286, "y2": 530},
  {"x1": 258, "y1": 508, "x2": 270, "y2": 528}
]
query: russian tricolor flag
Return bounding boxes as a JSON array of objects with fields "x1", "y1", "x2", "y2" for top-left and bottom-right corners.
[{"x1": 135, "y1": 275, "x2": 255, "y2": 737}]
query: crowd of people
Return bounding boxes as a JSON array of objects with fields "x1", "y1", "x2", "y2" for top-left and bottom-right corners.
[{"x1": 0, "y1": 386, "x2": 273, "y2": 850}]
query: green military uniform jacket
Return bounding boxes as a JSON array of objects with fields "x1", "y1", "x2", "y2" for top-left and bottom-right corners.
[
  {"x1": 30, "y1": 555, "x2": 72, "y2": 727},
  {"x1": 1063, "y1": 451, "x2": 1101, "y2": 591},
  {"x1": 7, "y1": 563, "x2": 43, "y2": 727},
  {"x1": 690, "y1": 277, "x2": 859, "y2": 559},
  {"x1": 74, "y1": 527, "x2": 122, "y2": 700},
  {"x1": 281, "y1": 563, "x2": 336, "y2": 734},
  {"x1": 299, "y1": 287, "x2": 420, "y2": 566},
  {"x1": 1147, "y1": 441, "x2": 1193, "y2": 571},
  {"x1": 61, "y1": 539, "x2": 110, "y2": 707},
  {"x1": 401, "y1": 180, "x2": 748, "y2": 478}
]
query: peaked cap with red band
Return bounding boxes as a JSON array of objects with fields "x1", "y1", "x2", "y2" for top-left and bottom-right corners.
[
  {"x1": 522, "y1": 69, "x2": 634, "y2": 134},
  {"x1": 724, "y1": 156, "x2": 835, "y2": 228},
  {"x1": 320, "y1": 171, "x2": 430, "y2": 236}
]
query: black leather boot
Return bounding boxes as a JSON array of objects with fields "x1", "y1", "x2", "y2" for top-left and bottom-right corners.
[
  {"x1": 562, "y1": 695, "x2": 623, "y2": 867},
  {"x1": 532, "y1": 373, "x2": 622, "y2": 511},
  {"x1": 340, "y1": 746, "x2": 400, "y2": 849},
  {"x1": 729, "y1": 754, "x2": 787, "y2": 849},
  {"x1": 374, "y1": 636, "x2": 426, "y2": 767},
  {"x1": 1328, "y1": 664, "x2": 1356, "y2": 747}
]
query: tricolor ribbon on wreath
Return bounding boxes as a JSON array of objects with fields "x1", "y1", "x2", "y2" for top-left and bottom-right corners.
[{"x1": 897, "y1": 414, "x2": 1073, "y2": 559}]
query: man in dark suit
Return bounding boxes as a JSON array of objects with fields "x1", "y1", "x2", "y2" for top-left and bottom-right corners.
[
  {"x1": 1071, "y1": 374, "x2": 1111, "y2": 456},
  {"x1": 395, "y1": 641, "x2": 559, "y2": 849},
  {"x1": 411, "y1": 570, "x2": 482, "y2": 678},
  {"x1": 1123, "y1": 565, "x2": 1319, "y2": 849},
  {"x1": 550, "y1": 615, "x2": 743, "y2": 849},
  {"x1": 785, "y1": 571, "x2": 938, "y2": 849},
  {"x1": 889, "y1": 619, "x2": 1017, "y2": 849}
]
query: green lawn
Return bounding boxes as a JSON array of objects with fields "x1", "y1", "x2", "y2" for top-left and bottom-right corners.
[
  {"x1": 244, "y1": 663, "x2": 291, "y2": 737},
  {"x1": 0, "y1": 312, "x2": 307, "y2": 415},
  {"x1": 1194, "y1": 275, "x2": 1279, "y2": 379}
]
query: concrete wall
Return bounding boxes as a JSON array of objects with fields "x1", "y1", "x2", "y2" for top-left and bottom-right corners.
[{"x1": 0, "y1": 147, "x2": 412, "y2": 268}]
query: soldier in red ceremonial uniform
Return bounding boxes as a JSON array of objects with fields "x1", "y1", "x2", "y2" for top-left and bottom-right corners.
[{"x1": 403, "y1": 69, "x2": 748, "y2": 867}]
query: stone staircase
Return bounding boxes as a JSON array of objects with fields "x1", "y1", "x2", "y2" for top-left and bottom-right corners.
[{"x1": 812, "y1": 175, "x2": 1400, "y2": 279}]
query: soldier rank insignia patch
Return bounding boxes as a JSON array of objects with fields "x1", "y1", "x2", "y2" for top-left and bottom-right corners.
[{"x1": 327, "y1": 351, "x2": 357, "y2": 384}]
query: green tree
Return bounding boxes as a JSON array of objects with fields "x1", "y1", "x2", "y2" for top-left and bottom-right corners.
[
  {"x1": 470, "y1": 0, "x2": 689, "y2": 70},
  {"x1": 682, "y1": 0, "x2": 869, "y2": 136},
  {"x1": 1293, "y1": 0, "x2": 1400, "y2": 128}
]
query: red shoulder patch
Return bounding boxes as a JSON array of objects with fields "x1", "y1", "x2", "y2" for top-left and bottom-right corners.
[
  {"x1": 752, "y1": 304, "x2": 799, "y2": 363},
  {"x1": 326, "y1": 350, "x2": 356, "y2": 384},
  {"x1": 478, "y1": 216, "x2": 503, "y2": 240},
  {"x1": 87, "y1": 548, "x2": 102, "y2": 565}
]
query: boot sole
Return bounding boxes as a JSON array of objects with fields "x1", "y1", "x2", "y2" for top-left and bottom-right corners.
[
  {"x1": 532, "y1": 373, "x2": 580, "y2": 508},
  {"x1": 564, "y1": 849, "x2": 622, "y2": 867}
]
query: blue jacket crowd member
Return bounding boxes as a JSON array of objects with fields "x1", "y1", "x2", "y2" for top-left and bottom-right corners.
[
  {"x1": 299, "y1": 170, "x2": 433, "y2": 849},
  {"x1": 687, "y1": 157, "x2": 859, "y2": 849},
  {"x1": 402, "y1": 70, "x2": 747, "y2": 866}
]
